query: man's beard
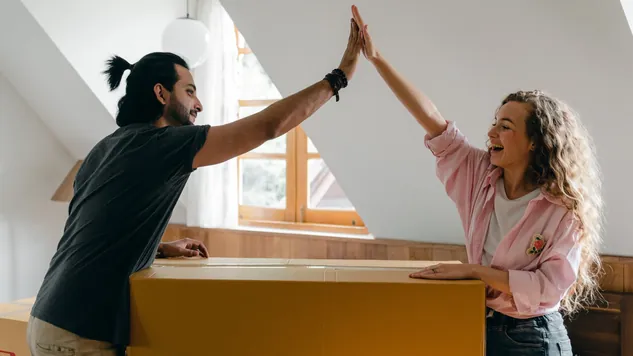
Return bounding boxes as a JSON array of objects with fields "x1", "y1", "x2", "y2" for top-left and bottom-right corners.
[{"x1": 165, "y1": 98, "x2": 193, "y2": 126}]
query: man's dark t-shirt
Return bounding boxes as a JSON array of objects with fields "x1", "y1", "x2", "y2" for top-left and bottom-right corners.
[{"x1": 31, "y1": 122, "x2": 210, "y2": 346}]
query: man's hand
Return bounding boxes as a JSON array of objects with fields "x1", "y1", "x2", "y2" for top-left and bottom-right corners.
[
  {"x1": 352, "y1": 5, "x2": 379, "y2": 63},
  {"x1": 157, "y1": 238, "x2": 209, "y2": 258},
  {"x1": 337, "y1": 12, "x2": 362, "y2": 80},
  {"x1": 409, "y1": 263, "x2": 477, "y2": 280}
]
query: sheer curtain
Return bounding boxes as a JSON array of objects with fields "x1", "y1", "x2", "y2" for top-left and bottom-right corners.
[{"x1": 185, "y1": 0, "x2": 239, "y2": 228}]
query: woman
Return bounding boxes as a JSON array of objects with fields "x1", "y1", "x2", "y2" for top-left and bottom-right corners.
[{"x1": 350, "y1": 5, "x2": 603, "y2": 355}]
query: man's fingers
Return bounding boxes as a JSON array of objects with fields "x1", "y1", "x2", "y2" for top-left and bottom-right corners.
[
  {"x1": 188, "y1": 241, "x2": 209, "y2": 258},
  {"x1": 348, "y1": 19, "x2": 353, "y2": 43},
  {"x1": 351, "y1": 5, "x2": 365, "y2": 28},
  {"x1": 353, "y1": 21, "x2": 361, "y2": 47},
  {"x1": 198, "y1": 242, "x2": 210, "y2": 258},
  {"x1": 183, "y1": 248, "x2": 200, "y2": 257}
]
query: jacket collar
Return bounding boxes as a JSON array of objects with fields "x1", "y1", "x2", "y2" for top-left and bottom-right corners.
[{"x1": 484, "y1": 166, "x2": 567, "y2": 207}]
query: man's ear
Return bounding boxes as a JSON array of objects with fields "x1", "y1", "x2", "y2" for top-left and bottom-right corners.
[{"x1": 153, "y1": 83, "x2": 168, "y2": 105}]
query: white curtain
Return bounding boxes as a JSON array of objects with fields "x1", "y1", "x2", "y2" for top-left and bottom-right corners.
[{"x1": 185, "y1": 0, "x2": 239, "y2": 228}]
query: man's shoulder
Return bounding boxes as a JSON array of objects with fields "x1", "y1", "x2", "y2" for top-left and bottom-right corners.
[{"x1": 83, "y1": 123, "x2": 209, "y2": 170}]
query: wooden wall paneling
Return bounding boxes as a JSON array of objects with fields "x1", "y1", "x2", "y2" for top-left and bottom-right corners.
[
  {"x1": 408, "y1": 247, "x2": 434, "y2": 261},
  {"x1": 565, "y1": 309, "x2": 620, "y2": 355},
  {"x1": 624, "y1": 259, "x2": 633, "y2": 294},
  {"x1": 564, "y1": 292, "x2": 632, "y2": 356},
  {"x1": 162, "y1": 224, "x2": 632, "y2": 293},
  {"x1": 622, "y1": 294, "x2": 633, "y2": 356},
  {"x1": 386, "y1": 246, "x2": 410, "y2": 260},
  {"x1": 601, "y1": 256, "x2": 625, "y2": 293}
]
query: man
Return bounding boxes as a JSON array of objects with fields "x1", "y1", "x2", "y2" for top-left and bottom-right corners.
[{"x1": 26, "y1": 17, "x2": 361, "y2": 355}]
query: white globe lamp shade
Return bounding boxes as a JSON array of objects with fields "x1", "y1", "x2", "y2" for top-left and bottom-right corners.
[{"x1": 162, "y1": 17, "x2": 210, "y2": 68}]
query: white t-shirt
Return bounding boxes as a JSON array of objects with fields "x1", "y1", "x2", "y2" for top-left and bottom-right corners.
[{"x1": 481, "y1": 179, "x2": 541, "y2": 266}]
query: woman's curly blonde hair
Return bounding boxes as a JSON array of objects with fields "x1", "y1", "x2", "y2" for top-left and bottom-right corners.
[{"x1": 501, "y1": 90, "x2": 604, "y2": 315}]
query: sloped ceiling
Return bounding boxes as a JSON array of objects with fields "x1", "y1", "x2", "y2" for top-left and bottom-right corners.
[
  {"x1": 0, "y1": 0, "x2": 190, "y2": 208},
  {"x1": 222, "y1": 0, "x2": 633, "y2": 255},
  {"x1": 0, "y1": 0, "x2": 117, "y2": 158},
  {"x1": 20, "y1": 0, "x2": 189, "y2": 121}
]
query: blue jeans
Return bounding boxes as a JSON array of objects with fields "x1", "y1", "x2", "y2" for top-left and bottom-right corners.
[{"x1": 486, "y1": 308, "x2": 573, "y2": 355}]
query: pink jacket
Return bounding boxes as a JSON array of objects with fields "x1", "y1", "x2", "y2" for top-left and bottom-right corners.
[{"x1": 425, "y1": 121, "x2": 581, "y2": 318}]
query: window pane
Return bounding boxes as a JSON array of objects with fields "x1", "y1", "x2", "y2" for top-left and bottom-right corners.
[
  {"x1": 238, "y1": 53, "x2": 282, "y2": 100},
  {"x1": 239, "y1": 106, "x2": 286, "y2": 153},
  {"x1": 240, "y1": 159, "x2": 286, "y2": 208},
  {"x1": 307, "y1": 136, "x2": 318, "y2": 153},
  {"x1": 307, "y1": 159, "x2": 354, "y2": 210}
]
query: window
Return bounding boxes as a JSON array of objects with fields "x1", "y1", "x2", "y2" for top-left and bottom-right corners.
[{"x1": 235, "y1": 29, "x2": 366, "y2": 234}]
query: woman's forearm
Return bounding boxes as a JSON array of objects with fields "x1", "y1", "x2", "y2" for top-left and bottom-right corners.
[
  {"x1": 371, "y1": 53, "x2": 447, "y2": 138},
  {"x1": 473, "y1": 265, "x2": 512, "y2": 295}
]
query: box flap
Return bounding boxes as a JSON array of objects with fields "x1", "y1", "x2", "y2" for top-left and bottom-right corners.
[
  {"x1": 152, "y1": 257, "x2": 461, "y2": 269},
  {"x1": 11, "y1": 297, "x2": 35, "y2": 306},
  {"x1": 137, "y1": 265, "x2": 330, "y2": 282},
  {"x1": 153, "y1": 257, "x2": 291, "y2": 267},
  {"x1": 1, "y1": 309, "x2": 31, "y2": 322},
  {"x1": 288, "y1": 258, "x2": 460, "y2": 269},
  {"x1": 0, "y1": 304, "x2": 28, "y2": 317},
  {"x1": 132, "y1": 264, "x2": 477, "y2": 286}
]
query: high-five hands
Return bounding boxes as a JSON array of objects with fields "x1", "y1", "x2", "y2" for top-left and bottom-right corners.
[
  {"x1": 337, "y1": 11, "x2": 362, "y2": 80},
  {"x1": 352, "y1": 5, "x2": 379, "y2": 62}
]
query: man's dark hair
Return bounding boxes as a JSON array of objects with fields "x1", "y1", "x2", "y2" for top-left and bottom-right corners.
[{"x1": 103, "y1": 52, "x2": 189, "y2": 127}]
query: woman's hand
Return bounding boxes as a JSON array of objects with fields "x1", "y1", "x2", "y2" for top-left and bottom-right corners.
[
  {"x1": 337, "y1": 16, "x2": 362, "y2": 80},
  {"x1": 409, "y1": 263, "x2": 477, "y2": 280},
  {"x1": 410, "y1": 263, "x2": 512, "y2": 295},
  {"x1": 351, "y1": 5, "x2": 379, "y2": 63}
]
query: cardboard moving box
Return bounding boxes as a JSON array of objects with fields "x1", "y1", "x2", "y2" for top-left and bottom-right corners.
[
  {"x1": 129, "y1": 258, "x2": 485, "y2": 356},
  {"x1": 0, "y1": 298, "x2": 34, "y2": 356},
  {"x1": 152, "y1": 256, "x2": 463, "y2": 269}
]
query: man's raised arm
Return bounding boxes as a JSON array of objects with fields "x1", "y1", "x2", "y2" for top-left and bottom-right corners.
[{"x1": 193, "y1": 17, "x2": 361, "y2": 168}]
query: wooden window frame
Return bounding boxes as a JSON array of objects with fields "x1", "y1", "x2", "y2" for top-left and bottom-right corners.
[{"x1": 235, "y1": 28, "x2": 366, "y2": 235}]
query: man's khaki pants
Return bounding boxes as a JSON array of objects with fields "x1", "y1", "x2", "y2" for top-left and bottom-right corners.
[{"x1": 26, "y1": 316, "x2": 119, "y2": 355}]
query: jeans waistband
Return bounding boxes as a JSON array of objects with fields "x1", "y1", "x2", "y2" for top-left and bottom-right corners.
[{"x1": 485, "y1": 307, "x2": 562, "y2": 328}]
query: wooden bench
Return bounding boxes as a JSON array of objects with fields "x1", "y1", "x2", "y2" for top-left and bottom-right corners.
[{"x1": 564, "y1": 292, "x2": 633, "y2": 355}]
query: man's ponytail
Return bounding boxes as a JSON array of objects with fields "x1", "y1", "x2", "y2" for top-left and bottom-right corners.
[{"x1": 103, "y1": 55, "x2": 133, "y2": 91}]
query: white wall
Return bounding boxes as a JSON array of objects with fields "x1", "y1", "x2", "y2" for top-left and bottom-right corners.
[
  {"x1": 0, "y1": 73, "x2": 75, "y2": 303},
  {"x1": 21, "y1": 0, "x2": 189, "y2": 119},
  {"x1": 222, "y1": 0, "x2": 633, "y2": 255},
  {"x1": 0, "y1": 0, "x2": 118, "y2": 159}
]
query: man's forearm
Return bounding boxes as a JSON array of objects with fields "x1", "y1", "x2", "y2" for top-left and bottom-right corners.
[
  {"x1": 258, "y1": 80, "x2": 334, "y2": 138},
  {"x1": 473, "y1": 265, "x2": 512, "y2": 295}
]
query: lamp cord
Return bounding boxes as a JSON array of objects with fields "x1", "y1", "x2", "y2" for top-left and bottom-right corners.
[{"x1": 186, "y1": 0, "x2": 189, "y2": 18}]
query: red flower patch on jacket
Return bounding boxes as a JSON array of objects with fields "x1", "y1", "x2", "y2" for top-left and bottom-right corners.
[{"x1": 526, "y1": 233, "x2": 546, "y2": 256}]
